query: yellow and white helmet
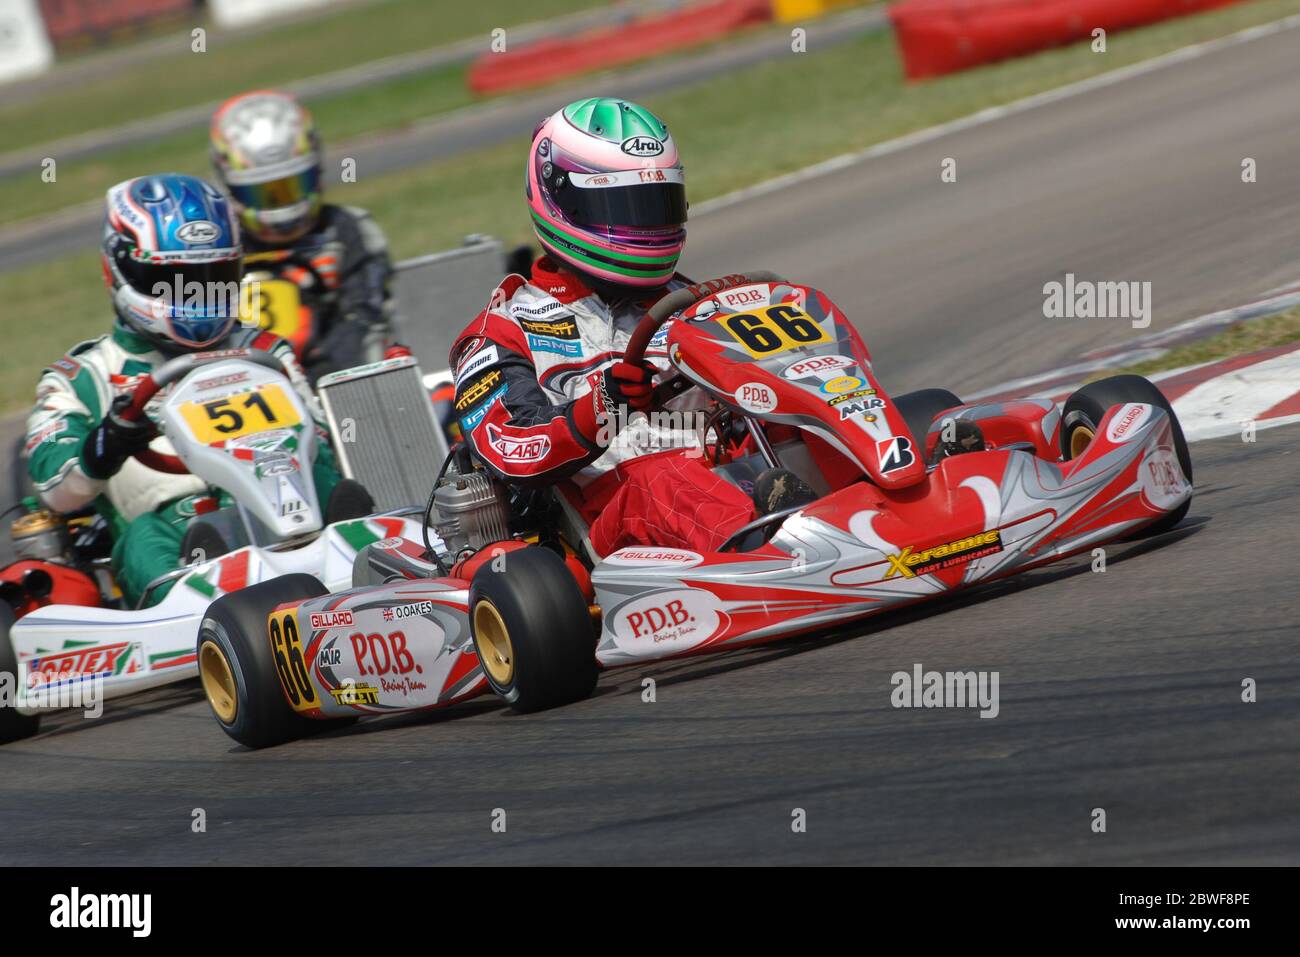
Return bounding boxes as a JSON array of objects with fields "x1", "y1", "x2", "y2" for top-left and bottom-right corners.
[{"x1": 210, "y1": 90, "x2": 323, "y2": 244}]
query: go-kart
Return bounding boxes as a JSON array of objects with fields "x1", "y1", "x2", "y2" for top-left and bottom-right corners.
[
  {"x1": 0, "y1": 348, "x2": 428, "y2": 743},
  {"x1": 198, "y1": 273, "x2": 1192, "y2": 749}
]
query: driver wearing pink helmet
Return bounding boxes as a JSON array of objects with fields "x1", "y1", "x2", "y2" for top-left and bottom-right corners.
[{"x1": 451, "y1": 98, "x2": 791, "y2": 556}]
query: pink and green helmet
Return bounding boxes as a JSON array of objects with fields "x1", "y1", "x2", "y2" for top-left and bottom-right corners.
[{"x1": 526, "y1": 98, "x2": 687, "y2": 288}]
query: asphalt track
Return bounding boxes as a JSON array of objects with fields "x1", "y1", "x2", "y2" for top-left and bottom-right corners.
[{"x1": 1, "y1": 21, "x2": 1299, "y2": 865}]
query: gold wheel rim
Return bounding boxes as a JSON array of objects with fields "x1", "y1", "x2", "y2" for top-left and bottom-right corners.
[
  {"x1": 199, "y1": 639, "x2": 238, "y2": 724},
  {"x1": 1069, "y1": 425, "x2": 1095, "y2": 459},
  {"x1": 473, "y1": 600, "x2": 515, "y2": 686}
]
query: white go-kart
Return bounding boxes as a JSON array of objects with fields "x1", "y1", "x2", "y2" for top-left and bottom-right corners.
[{"x1": 0, "y1": 349, "x2": 433, "y2": 743}]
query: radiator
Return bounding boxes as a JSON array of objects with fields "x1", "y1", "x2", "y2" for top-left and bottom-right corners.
[{"x1": 317, "y1": 356, "x2": 448, "y2": 511}]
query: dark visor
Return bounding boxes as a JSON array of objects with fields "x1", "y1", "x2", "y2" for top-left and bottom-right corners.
[
  {"x1": 123, "y1": 257, "x2": 243, "y2": 297},
  {"x1": 559, "y1": 180, "x2": 687, "y2": 229}
]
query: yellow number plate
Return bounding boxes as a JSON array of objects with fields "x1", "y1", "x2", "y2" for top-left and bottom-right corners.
[
  {"x1": 179, "y1": 384, "x2": 301, "y2": 445},
  {"x1": 718, "y1": 304, "x2": 832, "y2": 358},
  {"x1": 240, "y1": 278, "x2": 303, "y2": 340},
  {"x1": 268, "y1": 607, "x2": 319, "y2": 714}
]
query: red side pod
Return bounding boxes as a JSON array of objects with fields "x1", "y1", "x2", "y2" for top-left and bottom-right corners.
[{"x1": 0, "y1": 560, "x2": 101, "y2": 618}]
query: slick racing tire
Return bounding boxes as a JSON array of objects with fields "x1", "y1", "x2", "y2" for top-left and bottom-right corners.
[
  {"x1": 1061, "y1": 374, "x2": 1192, "y2": 535},
  {"x1": 894, "y1": 388, "x2": 963, "y2": 453},
  {"x1": 469, "y1": 547, "x2": 597, "y2": 713},
  {"x1": 0, "y1": 602, "x2": 40, "y2": 744},
  {"x1": 198, "y1": 574, "x2": 350, "y2": 749}
]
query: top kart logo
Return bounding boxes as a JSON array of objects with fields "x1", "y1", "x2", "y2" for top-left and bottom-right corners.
[
  {"x1": 886, "y1": 531, "x2": 1003, "y2": 579},
  {"x1": 621, "y1": 135, "x2": 664, "y2": 157}
]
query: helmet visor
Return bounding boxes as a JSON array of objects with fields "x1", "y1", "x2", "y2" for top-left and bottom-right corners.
[
  {"x1": 227, "y1": 164, "x2": 321, "y2": 213},
  {"x1": 123, "y1": 254, "x2": 243, "y2": 324},
  {"x1": 559, "y1": 169, "x2": 687, "y2": 229}
]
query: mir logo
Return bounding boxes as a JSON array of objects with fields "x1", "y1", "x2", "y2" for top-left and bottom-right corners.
[{"x1": 50, "y1": 887, "x2": 151, "y2": 937}]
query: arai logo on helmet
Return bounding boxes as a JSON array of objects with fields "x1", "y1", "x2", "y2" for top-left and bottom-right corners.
[
  {"x1": 176, "y1": 220, "x2": 221, "y2": 245},
  {"x1": 621, "y1": 136, "x2": 664, "y2": 157}
]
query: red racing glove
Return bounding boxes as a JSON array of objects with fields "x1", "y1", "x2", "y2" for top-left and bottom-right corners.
[{"x1": 575, "y1": 360, "x2": 657, "y2": 446}]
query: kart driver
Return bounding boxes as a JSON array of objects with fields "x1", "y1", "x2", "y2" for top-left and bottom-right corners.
[
  {"x1": 451, "y1": 98, "x2": 810, "y2": 556},
  {"x1": 25, "y1": 174, "x2": 369, "y2": 607},
  {"x1": 210, "y1": 90, "x2": 395, "y2": 383}
]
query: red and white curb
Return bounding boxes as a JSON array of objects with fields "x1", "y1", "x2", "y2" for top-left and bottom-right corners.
[{"x1": 969, "y1": 283, "x2": 1300, "y2": 444}]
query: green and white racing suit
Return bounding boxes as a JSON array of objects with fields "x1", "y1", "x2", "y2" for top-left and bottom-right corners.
[{"x1": 26, "y1": 321, "x2": 342, "y2": 607}]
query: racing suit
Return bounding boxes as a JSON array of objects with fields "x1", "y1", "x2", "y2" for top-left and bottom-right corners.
[
  {"x1": 26, "y1": 322, "x2": 342, "y2": 607},
  {"x1": 450, "y1": 257, "x2": 755, "y2": 556},
  {"x1": 243, "y1": 204, "x2": 395, "y2": 384}
]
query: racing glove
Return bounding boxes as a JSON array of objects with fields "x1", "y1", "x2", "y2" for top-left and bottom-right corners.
[
  {"x1": 80, "y1": 395, "x2": 154, "y2": 480},
  {"x1": 574, "y1": 360, "x2": 657, "y2": 447}
]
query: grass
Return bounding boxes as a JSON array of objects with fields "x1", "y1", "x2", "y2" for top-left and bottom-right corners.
[
  {"x1": 1109, "y1": 306, "x2": 1300, "y2": 379},
  {"x1": 0, "y1": 0, "x2": 604, "y2": 153},
  {"x1": 0, "y1": 62, "x2": 473, "y2": 226},
  {"x1": 4, "y1": 0, "x2": 1300, "y2": 412}
]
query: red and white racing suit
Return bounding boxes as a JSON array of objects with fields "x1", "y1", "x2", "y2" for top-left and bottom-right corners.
[{"x1": 450, "y1": 257, "x2": 755, "y2": 555}]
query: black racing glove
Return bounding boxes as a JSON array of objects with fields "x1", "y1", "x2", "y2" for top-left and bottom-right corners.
[{"x1": 80, "y1": 395, "x2": 154, "y2": 480}]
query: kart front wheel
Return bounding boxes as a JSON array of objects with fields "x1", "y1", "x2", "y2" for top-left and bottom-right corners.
[
  {"x1": 198, "y1": 574, "x2": 340, "y2": 749},
  {"x1": 469, "y1": 547, "x2": 597, "y2": 713},
  {"x1": 0, "y1": 603, "x2": 39, "y2": 744},
  {"x1": 1061, "y1": 374, "x2": 1192, "y2": 535}
]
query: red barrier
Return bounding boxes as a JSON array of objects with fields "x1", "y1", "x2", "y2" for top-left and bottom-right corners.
[
  {"x1": 888, "y1": 0, "x2": 1248, "y2": 80},
  {"x1": 39, "y1": 0, "x2": 194, "y2": 44},
  {"x1": 468, "y1": 0, "x2": 772, "y2": 95}
]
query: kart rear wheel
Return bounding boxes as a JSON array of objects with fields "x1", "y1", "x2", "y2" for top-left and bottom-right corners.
[
  {"x1": 0, "y1": 602, "x2": 40, "y2": 744},
  {"x1": 198, "y1": 574, "x2": 345, "y2": 749},
  {"x1": 469, "y1": 547, "x2": 597, "y2": 713},
  {"x1": 1061, "y1": 374, "x2": 1192, "y2": 534},
  {"x1": 894, "y1": 388, "x2": 963, "y2": 450}
]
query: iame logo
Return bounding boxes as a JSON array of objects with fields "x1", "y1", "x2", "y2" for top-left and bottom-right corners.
[{"x1": 49, "y1": 887, "x2": 151, "y2": 937}]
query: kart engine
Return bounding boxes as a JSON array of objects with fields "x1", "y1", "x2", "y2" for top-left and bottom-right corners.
[
  {"x1": 428, "y1": 459, "x2": 511, "y2": 559},
  {"x1": 10, "y1": 510, "x2": 69, "y2": 561}
]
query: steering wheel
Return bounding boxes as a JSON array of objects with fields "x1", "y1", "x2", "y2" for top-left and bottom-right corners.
[
  {"x1": 115, "y1": 349, "x2": 295, "y2": 476},
  {"x1": 623, "y1": 272, "x2": 784, "y2": 405},
  {"x1": 624, "y1": 272, "x2": 785, "y2": 366}
]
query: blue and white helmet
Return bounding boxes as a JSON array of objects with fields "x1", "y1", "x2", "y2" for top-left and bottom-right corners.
[{"x1": 101, "y1": 174, "x2": 243, "y2": 351}]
